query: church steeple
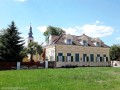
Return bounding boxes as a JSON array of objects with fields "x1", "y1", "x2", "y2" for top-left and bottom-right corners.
[
  {"x1": 28, "y1": 25, "x2": 33, "y2": 38},
  {"x1": 28, "y1": 24, "x2": 34, "y2": 43}
]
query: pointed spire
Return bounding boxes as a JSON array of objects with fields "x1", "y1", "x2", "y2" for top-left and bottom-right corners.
[{"x1": 28, "y1": 23, "x2": 33, "y2": 38}]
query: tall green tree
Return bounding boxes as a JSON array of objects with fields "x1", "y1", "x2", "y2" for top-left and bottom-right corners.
[
  {"x1": 43, "y1": 26, "x2": 65, "y2": 43},
  {"x1": 0, "y1": 21, "x2": 25, "y2": 62},
  {"x1": 110, "y1": 44, "x2": 120, "y2": 61}
]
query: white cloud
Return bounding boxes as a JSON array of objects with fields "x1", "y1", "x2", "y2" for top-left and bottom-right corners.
[
  {"x1": 116, "y1": 37, "x2": 120, "y2": 40},
  {"x1": 63, "y1": 21, "x2": 114, "y2": 38},
  {"x1": 95, "y1": 20, "x2": 100, "y2": 24},
  {"x1": 80, "y1": 24, "x2": 114, "y2": 37},
  {"x1": 14, "y1": 0, "x2": 27, "y2": 2},
  {"x1": 38, "y1": 21, "x2": 114, "y2": 38},
  {"x1": 37, "y1": 26, "x2": 47, "y2": 33}
]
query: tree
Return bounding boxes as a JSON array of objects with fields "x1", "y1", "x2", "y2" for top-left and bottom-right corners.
[
  {"x1": 110, "y1": 44, "x2": 120, "y2": 61},
  {"x1": 0, "y1": 21, "x2": 25, "y2": 62},
  {"x1": 27, "y1": 41, "x2": 36, "y2": 62},
  {"x1": 43, "y1": 26, "x2": 65, "y2": 43},
  {"x1": 36, "y1": 45, "x2": 43, "y2": 61},
  {"x1": 27, "y1": 41, "x2": 43, "y2": 62}
]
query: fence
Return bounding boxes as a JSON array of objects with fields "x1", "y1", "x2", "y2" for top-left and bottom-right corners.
[
  {"x1": 48, "y1": 61, "x2": 56, "y2": 68},
  {"x1": 0, "y1": 61, "x2": 56, "y2": 70},
  {"x1": 0, "y1": 62, "x2": 17, "y2": 70},
  {"x1": 21, "y1": 62, "x2": 45, "y2": 69}
]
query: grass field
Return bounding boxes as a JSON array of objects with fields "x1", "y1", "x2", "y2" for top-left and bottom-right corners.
[{"x1": 0, "y1": 67, "x2": 120, "y2": 90}]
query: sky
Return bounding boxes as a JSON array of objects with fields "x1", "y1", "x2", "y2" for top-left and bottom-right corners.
[{"x1": 0, "y1": 0, "x2": 120, "y2": 46}]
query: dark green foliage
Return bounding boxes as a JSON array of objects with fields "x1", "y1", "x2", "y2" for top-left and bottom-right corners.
[
  {"x1": 36, "y1": 44, "x2": 43, "y2": 55},
  {"x1": 0, "y1": 21, "x2": 25, "y2": 62},
  {"x1": 27, "y1": 41, "x2": 43, "y2": 62},
  {"x1": 110, "y1": 44, "x2": 120, "y2": 61},
  {"x1": 43, "y1": 26, "x2": 65, "y2": 43},
  {"x1": 27, "y1": 41, "x2": 36, "y2": 62}
]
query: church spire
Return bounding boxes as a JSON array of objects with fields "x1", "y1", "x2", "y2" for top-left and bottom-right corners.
[
  {"x1": 28, "y1": 24, "x2": 34, "y2": 43},
  {"x1": 28, "y1": 24, "x2": 33, "y2": 38}
]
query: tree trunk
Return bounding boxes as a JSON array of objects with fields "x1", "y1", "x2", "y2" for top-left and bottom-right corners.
[{"x1": 30, "y1": 53, "x2": 34, "y2": 62}]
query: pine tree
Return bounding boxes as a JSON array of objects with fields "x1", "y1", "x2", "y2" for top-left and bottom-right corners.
[{"x1": 0, "y1": 21, "x2": 25, "y2": 62}]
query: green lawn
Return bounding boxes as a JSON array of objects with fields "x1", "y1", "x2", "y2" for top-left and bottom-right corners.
[{"x1": 0, "y1": 67, "x2": 120, "y2": 90}]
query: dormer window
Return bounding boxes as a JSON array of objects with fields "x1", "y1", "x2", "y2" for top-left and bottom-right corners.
[
  {"x1": 83, "y1": 40, "x2": 87, "y2": 46},
  {"x1": 67, "y1": 39, "x2": 72, "y2": 44},
  {"x1": 65, "y1": 34, "x2": 73, "y2": 45},
  {"x1": 96, "y1": 42, "x2": 100, "y2": 46}
]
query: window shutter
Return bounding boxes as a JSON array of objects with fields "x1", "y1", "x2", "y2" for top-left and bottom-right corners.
[
  {"x1": 62, "y1": 56, "x2": 64, "y2": 62},
  {"x1": 100, "y1": 57, "x2": 102, "y2": 62},
  {"x1": 57, "y1": 56, "x2": 58, "y2": 62},
  {"x1": 87, "y1": 56, "x2": 89, "y2": 62},
  {"x1": 71, "y1": 56, "x2": 73, "y2": 62},
  {"x1": 106, "y1": 57, "x2": 108, "y2": 61}
]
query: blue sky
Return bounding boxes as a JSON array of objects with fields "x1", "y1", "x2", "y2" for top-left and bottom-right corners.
[{"x1": 0, "y1": 0, "x2": 120, "y2": 46}]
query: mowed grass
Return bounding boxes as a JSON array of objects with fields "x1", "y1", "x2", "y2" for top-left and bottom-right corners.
[{"x1": 0, "y1": 67, "x2": 120, "y2": 90}]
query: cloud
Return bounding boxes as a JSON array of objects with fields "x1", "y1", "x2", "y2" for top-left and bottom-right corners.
[
  {"x1": 37, "y1": 26, "x2": 47, "y2": 33},
  {"x1": 80, "y1": 24, "x2": 114, "y2": 37},
  {"x1": 14, "y1": 0, "x2": 27, "y2": 2},
  {"x1": 116, "y1": 37, "x2": 120, "y2": 40},
  {"x1": 38, "y1": 21, "x2": 114, "y2": 38},
  {"x1": 63, "y1": 21, "x2": 114, "y2": 38}
]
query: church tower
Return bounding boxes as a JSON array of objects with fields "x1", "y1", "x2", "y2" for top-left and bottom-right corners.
[{"x1": 28, "y1": 25, "x2": 34, "y2": 43}]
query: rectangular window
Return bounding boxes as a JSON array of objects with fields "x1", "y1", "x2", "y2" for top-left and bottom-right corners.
[
  {"x1": 75, "y1": 53, "x2": 79, "y2": 62},
  {"x1": 96, "y1": 42, "x2": 100, "y2": 46},
  {"x1": 58, "y1": 56, "x2": 62, "y2": 62},
  {"x1": 97, "y1": 54, "x2": 100, "y2": 62},
  {"x1": 67, "y1": 39, "x2": 72, "y2": 44},
  {"x1": 90, "y1": 54, "x2": 94, "y2": 62},
  {"x1": 58, "y1": 53, "x2": 63, "y2": 62},
  {"x1": 67, "y1": 53, "x2": 71, "y2": 62},
  {"x1": 83, "y1": 54, "x2": 87, "y2": 62},
  {"x1": 58, "y1": 53, "x2": 63, "y2": 56},
  {"x1": 103, "y1": 54, "x2": 106, "y2": 62},
  {"x1": 83, "y1": 40, "x2": 87, "y2": 46}
]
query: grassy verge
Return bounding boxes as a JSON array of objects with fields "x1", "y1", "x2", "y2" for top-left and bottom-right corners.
[{"x1": 0, "y1": 67, "x2": 120, "y2": 90}]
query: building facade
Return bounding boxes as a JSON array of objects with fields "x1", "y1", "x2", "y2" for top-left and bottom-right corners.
[{"x1": 45, "y1": 34, "x2": 110, "y2": 67}]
